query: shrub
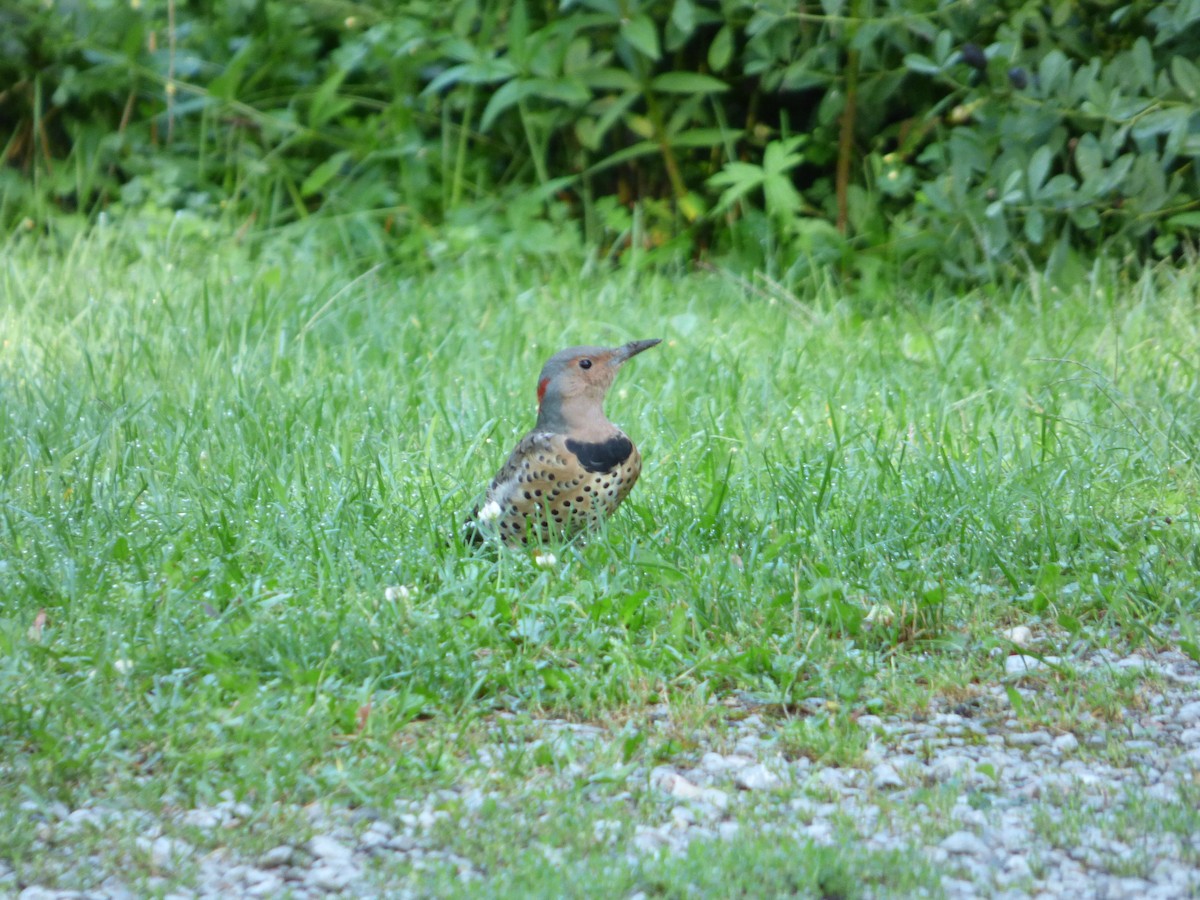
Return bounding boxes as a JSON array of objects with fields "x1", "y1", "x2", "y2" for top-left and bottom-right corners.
[{"x1": 2, "y1": 0, "x2": 1199, "y2": 282}]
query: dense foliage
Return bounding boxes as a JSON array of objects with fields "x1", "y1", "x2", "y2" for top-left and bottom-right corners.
[{"x1": 3, "y1": 0, "x2": 1200, "y2": 280}]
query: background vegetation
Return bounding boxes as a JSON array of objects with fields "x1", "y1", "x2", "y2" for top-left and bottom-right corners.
[{"x1": 4, "y1": 0, "x2": 1200, "y2": 282}]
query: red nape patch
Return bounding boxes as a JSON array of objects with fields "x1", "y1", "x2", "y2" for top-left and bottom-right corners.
[{"x1": 537, "y1": 378, "x2": 549, "y2": 407}]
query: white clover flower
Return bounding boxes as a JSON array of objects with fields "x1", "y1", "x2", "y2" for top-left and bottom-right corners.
[
  {"x1": 477, "y1": 500, "x2": 502, "y2": 523},
  {"x1": 533, "y1": 552, "x2": 557, "y2": 568}
]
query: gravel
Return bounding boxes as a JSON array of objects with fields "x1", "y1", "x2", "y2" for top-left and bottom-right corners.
[{"x1": 7, "y1": 641, "x2": 1200, "y2": 898}]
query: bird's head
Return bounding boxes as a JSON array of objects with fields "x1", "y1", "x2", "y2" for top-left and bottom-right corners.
[{"x1": 535, "y1": 338, "x2": 661, "y2": 430}]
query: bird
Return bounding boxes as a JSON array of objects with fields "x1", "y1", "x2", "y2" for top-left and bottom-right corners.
[{"x1": 474, "y1": 338, "x2": 662, "y2": 546}]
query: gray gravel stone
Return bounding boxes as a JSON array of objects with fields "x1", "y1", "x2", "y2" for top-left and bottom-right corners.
[
  {"x1": 651, "y1": 767, "x2": 730, "y2": 809},
  {"x1": 307, "y1": 863, "x2": 357, "y2": 891},
  {"x1": 259, "y1": 845, "x2": 295, "y2": 868},
  {"x1": 1006, "y1": 730, "x2": 1052, "y2": 746},
  {"x1": 871, "y1": 763, "x2": 904, "y2": 789},
  {"x1": 140, "y1": 836, "x2": 194, "y2": 869},
  {"x1": 1052, "y1": 733, "x2": 1079, "y2": 752},
  {"x1": 306, "y1": 835, "x2": 353, "y2": 865},
  {"x1": 734, "y1": 763, "x2": 782, "y2": 791},
  {"x1": 1005, "y1": 654, "x2": 1061, "y2": 675},
  {"x1": 179, "y1": 808, "x2": 221, "y2": 830},
  {"x1": 700, "y1": 752, "x2": 752, "y2": 774},
  {"x1": 385, "y1": 834, "x2": 417, "y2": 852},
  {"x1": 941, "y1": 831, "x2": 991, "y2": 856},
  {"x1": 1178, "y1": 701, "x2": 1200, "y2": 724},
  {"x1": 245, "y1": 873, "x2": 284, "y2": 896}
]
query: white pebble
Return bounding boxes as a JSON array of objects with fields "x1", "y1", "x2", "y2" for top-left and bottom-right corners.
[
  {"x1": 307, "y1": 835, "x2": 353, "y2": 864},
  {"x1": 1005, "y1": 654, "x2": 1062, "y2": 676},
  {"x1": 651, "y1": 769, "x2": 730, "y2": 810},
  {"x1": 735, "y1": 764, "x2": 782, "y2": 791},
  {"x1": 1004, "y1": 625, "x2": 1034, "y2": 647}
]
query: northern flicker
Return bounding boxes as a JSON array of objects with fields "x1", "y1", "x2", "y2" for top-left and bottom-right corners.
[{"x1": 476, "y1": 338, "x2": 662, "y2": 545}]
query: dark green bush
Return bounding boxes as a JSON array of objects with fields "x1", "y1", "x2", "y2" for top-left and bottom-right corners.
[{"x1": 2, "y1": 0, "x2": 1199, "y2": 281}]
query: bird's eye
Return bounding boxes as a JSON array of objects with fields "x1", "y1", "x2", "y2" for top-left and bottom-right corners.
[{"x1": 579, "y1": 359, "x2": 593, "y2": 370}]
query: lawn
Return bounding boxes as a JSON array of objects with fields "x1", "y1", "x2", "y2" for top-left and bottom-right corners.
[{"x1": 2, "y1": 217, "x2": 1198, "y2": 895}]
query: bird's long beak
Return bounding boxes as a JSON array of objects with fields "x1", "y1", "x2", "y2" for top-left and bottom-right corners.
[{"x1": 613, "y1": 338, "x2": 662, "y2": 364}]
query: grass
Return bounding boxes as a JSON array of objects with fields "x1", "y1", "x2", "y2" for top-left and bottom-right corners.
[{"x1": 1, "y1": 215, "x2": 1199, "y2": 894}]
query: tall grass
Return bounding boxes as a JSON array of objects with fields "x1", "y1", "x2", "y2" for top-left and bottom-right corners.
[{"x1": 1, "y1": 218, "x2": 1198, "y2": 820}]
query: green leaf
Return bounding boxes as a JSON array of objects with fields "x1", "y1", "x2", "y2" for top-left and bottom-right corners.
[
  {"x1": 1027, "y1": 146, "x2": 1052, "y2": 195},
  {"x1": 708, "y1": 161, "x2": 765, "y2": 214},
  {"x1": 621, "y1": 15, "x2": 660, "y2": 60},
  {"x1": 708, "y1": 25, "x2": 733, "y2": 72},
  {"x1": 301, "y1": 151, "x2": 352, "y2": 198},
  {"x1": 480, "y1": 79, "x2": 533, "y2": 131},
  {"x1": 670, "y1": 0, "x2": 696, "y2": 37},
  {"x1": 506, "y1": 0, "x2": 530, "y2": 65},
  {"x1": 309, "y1": 69, "x2": 352, "y2": 129},
  {"x1": 1130, "y1": 37, "x2": 1155, "y2": 91},
  {"x1": 1132, "y1": 107, "x2": 1189, "y2": 142},
  {"x1": 649, "y1": 72, "x2": 728, "y2": 94},
  {"x1": 585, "y1": 140, "x2": 659, "y2": 175},
  {"x1": 932, "y1": 29, "x2": 953, "y2": 65},
  {"x1": 903, "y1": 53, "x2": 940, "y2": 75},
  {"x1": 708, "y1": 161, "x2": 765, "y2": 190},
  {"x1": 763, "y1": 173, "x2": 802, "y2": 220},
  {"x1": 670, "y1": 127, "x2": 728, "y2": 148},
  {"x1": 763, "y1": 136, "x2": 805, "y2": 174},
  {"x1": 577, "y1": 67, "x2": 639, "y2": 92},
  {"x1": 1038, "y1": 50, "x2": 1069, "y2": 94},
  {"x1": 1074, "y1": 134, "x2": 1103, "y2": 184},
  {"x1": 423, "y1": 59, "x2": 517, "y2": 95},
  {"x1": 780, "y1": 61, "x2": 831, "y2": 92},
  {"x1": 1023, "y1": 207, "x2": 1045, "y2": 244},
  {"x1": 586, "y1": 90, "x2": 641, "y2": 146},
  {"x1": 208, "y1": 40, "x2": 257, "y2": 100},
  {"x1": 1167, "y1": 212, "x2": 1200, "y2": 229},
  {"x1": 527, "y1": 77, "x2": 591, "y2": 106},
  {"x1": 1041, "y1": 174, "x2": 1077, "y2": 199},
  {"x1": 1171, "y1": 56, "x2": 1200, "y2": 100},
  {"x1": 1069, "y1": 206, "x2": 1100, "y2": 229}
]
